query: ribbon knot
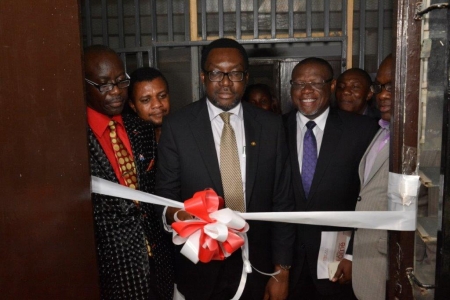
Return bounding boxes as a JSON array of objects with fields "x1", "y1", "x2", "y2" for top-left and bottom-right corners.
[{"x1": 172, "y1": 189, "x2": 249, "y2": 264}]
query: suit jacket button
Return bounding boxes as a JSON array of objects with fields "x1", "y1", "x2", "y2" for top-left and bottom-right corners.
[
  {"x1": 300, "y1": 244, "x2": 305, "y2": 249},
  {"x1": 357, "y1": 196, "x2": 362, "y2": 201}
]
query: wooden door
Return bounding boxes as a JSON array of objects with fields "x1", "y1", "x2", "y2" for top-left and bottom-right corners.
[{"x1": 0, "y1": 0, "x2": 100, "y2": 298}]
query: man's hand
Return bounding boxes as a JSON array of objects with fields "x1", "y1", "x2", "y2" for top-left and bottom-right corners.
[
  {"x1": 165, "y1": 207, "x2": 194, "y2": 224},
  {"x1": 332, "y1": 258, "x2": 352, "y2": 284},
  {"x1": 263, "y1": 266, "x2": 289, "y2": 300}
]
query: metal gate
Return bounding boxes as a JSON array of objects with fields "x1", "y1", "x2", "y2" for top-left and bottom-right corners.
[{"x1": 81, "y1": 0, "x2": 393, "y2": 112}]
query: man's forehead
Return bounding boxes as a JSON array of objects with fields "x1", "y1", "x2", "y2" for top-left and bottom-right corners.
[
  {"x1": 376, "y1": 67, "x2": 393, "y2": 82},
  {"x1": 86, "y1": 52, "x2": 124, "y2": 74},
  {"x1": 86, "y1": 49, "x2": 120, "y2": 63},
  {"x1": 342, "y1": 70, "x2": 363, "y2": 78},
  {"x1": 207, "y1": 48, "x2": 244, "y2": 61},
  {"x1": 339, "y1": 71, "x2": 370, "y2": 85},
  {"x1": 293, "y1": 63, "x2": 328, "y2": 77}
]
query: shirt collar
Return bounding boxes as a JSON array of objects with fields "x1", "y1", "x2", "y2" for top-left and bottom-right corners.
[
  {"x1": 87, "y1": 106, "x2": 125, "y2": 136},
  {"x1": 206, "y1": 98, "x2": 243, "y2": 121},
  {"x1": 296, "y1": 107, "x2": 330, "y2": 131},
  {"x1": 379, "y1": 119, "x2": 390, "y2": 130}
]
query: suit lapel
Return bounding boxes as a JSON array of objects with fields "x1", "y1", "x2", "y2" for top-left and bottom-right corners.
[
  {"x1": 359, "y1": 128, "x2": 389, "y2": 187},
  {"x1": 307, "y1": 110, "x2": 343, "y2": 204},
  {"x1": 286, "y1": 111, "x2": 307, "y2": 206},
  {"x1": 242, "y1": 103, "x2": 261, "y2": 207},
  {"x1": 189, "y1": 99, "x2": 224, "y2": 195},
  {"x1": 88, "y1": 128, "x2": 118, "y2": 183},
  {"x1": 365, "y1": 142, "x2": 389, "y2": 186},
  {"x1": 359, "y1": 130, "x2": 380, "y2": 183},
  {"x1": 123, "y1": 114, "x2": 153, "y2": 186}
]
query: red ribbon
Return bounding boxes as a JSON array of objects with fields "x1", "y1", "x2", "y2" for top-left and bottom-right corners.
[{"x1": 172, "y1": 189, "x2": 247, "y2": 263}]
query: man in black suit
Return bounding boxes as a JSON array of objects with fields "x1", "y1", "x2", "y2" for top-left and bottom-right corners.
[
  {"x1": 85, "y1": 45, "x2": 174, "y2": 300},
  {"x1": 155, "y1": 38, "x2": 294, "y2": 300},
  {"x1": 285, "y1": 58, "x2": 379, "y2": 299}
]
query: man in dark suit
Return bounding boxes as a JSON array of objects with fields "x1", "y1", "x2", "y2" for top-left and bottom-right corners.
[
  {"x1": 85, "y1": 45, "x2": 174, "y2": 300},
  {"x1": 285, "y1": 58, "x2": 379, "y2": 299},
  {"x1": 155, "y1": 38, "x2": 294, "y2": 300}
]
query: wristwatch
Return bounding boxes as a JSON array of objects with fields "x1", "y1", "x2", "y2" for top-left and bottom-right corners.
[{"x1": 279, "y1": 264, "x2": 292, "y2": 270}]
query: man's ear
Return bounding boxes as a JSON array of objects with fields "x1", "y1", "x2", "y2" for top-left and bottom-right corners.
[
  {"x1": 330, "y1": 79, "x2": 337, "y2": 93},
  {"x1": 200, "y1": 71, "x2": 206, "y2": 84},
  {"x1": 128, "y1": 100, "x2": 137, "y2": 113},
  {"x1": 366, "y1": 90, "x2": 374, "y2": 101}
]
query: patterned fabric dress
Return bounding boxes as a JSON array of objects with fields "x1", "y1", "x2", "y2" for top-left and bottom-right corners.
[{"x1": 88, "y1": 112, "x2": 174, "y2": 300}]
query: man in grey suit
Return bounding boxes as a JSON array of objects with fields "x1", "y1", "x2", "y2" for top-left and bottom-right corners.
[
  {"x1": 352, "y1": 54, "x2": 393, "y2": 300},
  {"x1": 285, "y1": 57, "x2": 379, "y2": 299},
  {"x1": 156, "y1": 38, "x2": 294, "y2": 300}
]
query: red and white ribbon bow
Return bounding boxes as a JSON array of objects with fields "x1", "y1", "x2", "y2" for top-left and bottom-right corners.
[{"x1": 172, "y1": 189, "x2": 249, "y2": 264}]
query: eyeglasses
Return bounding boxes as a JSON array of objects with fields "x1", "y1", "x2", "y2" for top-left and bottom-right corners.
[
  {"x1": 290, "y1": 78, "x2": 333, "y2": 91},
  {"x1": 85, "y1": 78, "x2": 131, "y2": 93},
  {"x1": 370, "y1": 83, "x2": 392, "y2": 94},
  {"x1": 206, "y1": 71, "x2": 247, "y2": 82}
]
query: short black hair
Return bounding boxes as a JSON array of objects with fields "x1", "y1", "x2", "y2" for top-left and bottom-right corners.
[
  {"x1": 201, "y1": 38, "x2": 249, "y2": 72},
  {"x1": 128, "y1": 67, "x2": 169, "y2": 101},
  {"x1": 295, "y1": 57, "x2": 334, "y2": 79},
  {"x1": 337, "y1": 68, "x2": 372, "y2": 87}
]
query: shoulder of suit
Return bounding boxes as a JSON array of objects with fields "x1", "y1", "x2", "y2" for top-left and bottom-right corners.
[
  {"x1": 122, "y1": 112, "x2": 154, "y2": 138},
  {"x1": 282, "y1": 109, "x2": 297, "y2": 125},
  {"x1": 165, "y1": 98, "x2": 206, "y2": 123},
  {"x1": 242, "y1": 101, "x2": 280, "y2": 119},
  {"x1": 334, "y1": 108, "x2": 378, "y2": 127}
]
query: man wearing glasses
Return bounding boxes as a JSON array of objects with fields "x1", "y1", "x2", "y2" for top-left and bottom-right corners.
[
  {"x1": 156, "y1": 38, "x2": 294, "y2": 300},
  {"x1": 285, "y1": 57, "x2": 379, "y2": 299},
  {"x1": 352, "y1": 54, "x2": 393, "y2": 300},
  {"x1": 84, "y1": 45, "x2": 174, "y2": 300}
]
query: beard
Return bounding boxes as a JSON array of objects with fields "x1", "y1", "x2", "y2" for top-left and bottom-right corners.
[{"x1": 208, "y1": 90, "x2": 241, "y2": 111}]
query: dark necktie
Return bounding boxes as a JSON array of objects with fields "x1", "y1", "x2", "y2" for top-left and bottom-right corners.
[
  {"x1": 302, "y1": 121, "x2": 317, "y2": 197},
  {"x1": 219, "y1": 112, "x2": 246, "y2": 212}
]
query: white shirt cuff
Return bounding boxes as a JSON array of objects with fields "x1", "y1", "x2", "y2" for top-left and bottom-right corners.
[
  {"x1": 343, "y1": 254, "x2": 353, "y2": 261},
  {"x1": 162, "y1": 206, "x2": 173, "y2": 233}
]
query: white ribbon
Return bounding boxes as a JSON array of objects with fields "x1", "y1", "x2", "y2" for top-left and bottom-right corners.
[
  {"x1": 92, "y1": 176, "x2": 416, "y2": 231},
  {"x1": 239, "y1": 211, "x2": 416, "y2": 231},
  {"x1": 91, "y1": 174, "x2": 419, "y2": 299},
  {"x1": 91, "y1": 176, "x2": 183, "y2": 208}
]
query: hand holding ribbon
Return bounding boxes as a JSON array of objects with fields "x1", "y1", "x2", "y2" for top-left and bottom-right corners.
[{"x1": 171, "y1": 188, "x2": 249, "y2": 264}]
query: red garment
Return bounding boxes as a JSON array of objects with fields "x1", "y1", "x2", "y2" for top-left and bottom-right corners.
[{"x1": 87, "y1": 107, "x2": 134, "y2": 186}]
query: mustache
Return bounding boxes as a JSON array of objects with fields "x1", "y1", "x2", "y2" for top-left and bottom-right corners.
[{"x1": 106, "y1": 96, "x2": 125, "y2": 103}]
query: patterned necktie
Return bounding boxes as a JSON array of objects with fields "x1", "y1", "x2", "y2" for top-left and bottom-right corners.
[
  {"x1": 219, "y1": 112, "x2": 246, "y2": 212},
  {"x1": 302, "y1": 121, "x2": 317, "y2": 197},
  {"x1": 108, "y1": 120, "x2": 139, "y2": 190},
  {"x1": 108, "y1": 120, "x2": 153, "y2": 256}
]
